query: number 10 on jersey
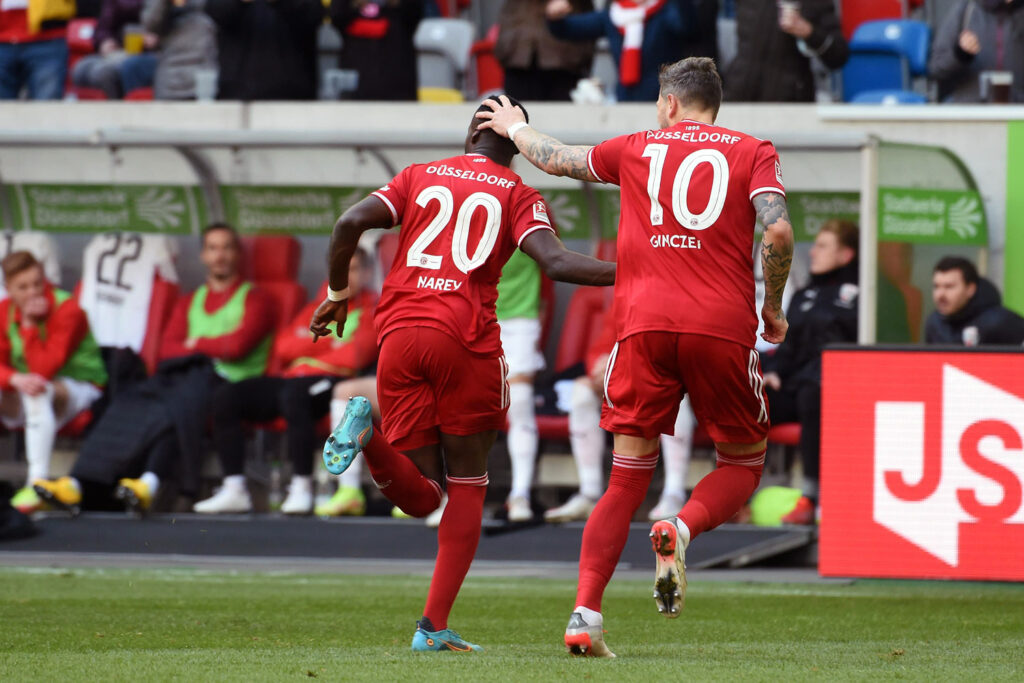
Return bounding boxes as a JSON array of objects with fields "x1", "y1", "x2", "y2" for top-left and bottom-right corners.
[{"x1": 642, "y1": 145, "x2": 729, "y2": 231}]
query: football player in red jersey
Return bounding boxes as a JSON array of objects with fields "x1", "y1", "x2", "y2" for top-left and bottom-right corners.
[
  {"x1": 478, "y1": 57, "x2": 794, "y2": 657},
  {"x1": 310, "y1": 97, "x2": 615, "y2": 653}
]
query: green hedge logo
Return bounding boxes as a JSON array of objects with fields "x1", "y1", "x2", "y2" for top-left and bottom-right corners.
[{"x1": 947, "y1": 195, "x2": 983, "y2": 240}]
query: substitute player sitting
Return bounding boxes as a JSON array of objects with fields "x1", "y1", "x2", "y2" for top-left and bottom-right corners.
[
  {"x1": 310, "y1": 97, "x2": 615, "y2": 653},
  {"x1": 478, "y1": 57, "x2": 794, "y2": 657}
]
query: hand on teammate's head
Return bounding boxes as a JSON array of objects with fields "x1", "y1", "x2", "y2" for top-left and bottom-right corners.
[{"x1": 474, "y1": 95, "x2": 526, "y2": 138}]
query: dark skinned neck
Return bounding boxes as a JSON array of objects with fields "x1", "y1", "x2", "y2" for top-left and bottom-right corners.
[{"x1": 470, "y1": 144, "x2": 514, "y2": 168}]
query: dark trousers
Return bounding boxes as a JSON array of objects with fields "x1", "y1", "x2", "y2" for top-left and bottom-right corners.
[
  {"x1": 210, "y1": 376, "x2": 337, "y2": 477},
  {"x1": 765, "y1": 380, "x2": 821, "y2": 498},
  {"x1": 502, "y1": 67, "x2": 579, "y2": 102}
]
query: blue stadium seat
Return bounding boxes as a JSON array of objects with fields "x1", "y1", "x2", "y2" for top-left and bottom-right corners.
[
  {"x1": 842, "y1": 20, "x2": 931, "y2": 102},
  {"x1": 851, "y1": 89, "x2": 928, "y2": 104}
]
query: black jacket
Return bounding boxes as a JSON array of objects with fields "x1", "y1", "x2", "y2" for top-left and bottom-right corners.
[
  {"x1": 206, "y1": 0, "x2": 323, "y2": 101},
  {"x1": 767, "y1": 261, "x2": 859, "y2": 385},
  {"x1": 332, "y1": 0, "x2": 422, "y2": 101},
  {"x1": 724, "y1": 0, "x2": 847, "y2": 102},
  {"x1": 925, "y1": 278, "x2": 1024, "y2": 346}
]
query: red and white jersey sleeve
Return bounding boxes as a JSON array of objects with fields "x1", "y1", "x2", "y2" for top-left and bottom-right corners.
[
  {"x1": 607, "y1": 121, "x2": 786, "y2": 347},
  {"x1": 371, "y1": 154, "x2": 554, "y2": 355},
  {"x1": 587, "y1": 134, "x2": 632, "y2": 186}
]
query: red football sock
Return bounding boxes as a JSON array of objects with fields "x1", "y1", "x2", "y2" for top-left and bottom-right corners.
[
  {"x1": 362, "y1": 431, "x2": 442, "y2": 518},
  {"x1": 678, "y1": 448, "x2": 765, "y2": 541},
  {"x1": 575, "y1": 451, "x2": 658, "y2": 613},
  {"x1": 423, "y1": 474, "x2": 488, "y2": 630}
]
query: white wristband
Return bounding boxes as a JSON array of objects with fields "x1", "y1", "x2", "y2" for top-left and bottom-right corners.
[
  {"x1": 507, "y1": 121, "x2": 530, "y2": 144},
  {"x1": 327, "y1": 286, "x2": 349, "y2": 302}
]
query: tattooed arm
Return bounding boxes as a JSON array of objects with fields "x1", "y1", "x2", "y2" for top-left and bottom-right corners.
[
  {"x1": 475, "y1": 95, "x2": 599, "y2": 182},
  {"x1": 754, "y1": 192, "x2": 794, "y2": 344}
]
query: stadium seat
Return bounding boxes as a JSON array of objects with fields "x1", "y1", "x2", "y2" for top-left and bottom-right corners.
[
  {"x1": 840, "y1": 0, "x2": 904, "y2": 40},
  {"x1": 414, "y1": 17, "x2": 475, "y2": 99},
  {"x1": 767, "y1": 422, "x2": 801, "y2": 447},
  {"x1": 241, "y1": 235, "x2": 301, "y2": 281},
  {"x1": 851, "y1": 89, "x2": 928, "y2": 104},
  {"x1": 124, "y1": 87, "x2": 154, "y2": 101},
  {"x1": 535, "y1": 286, "x2": 611, "y2": 441},
  {"x1": 842, "y1": 20, "x2": 931, "y2": 102},
  {"x1": 66, "y1": 19, "x2": 107, "y2": 101},
  {"x1": 470, "y1": 24, "x2": 503, "y2": 96}
]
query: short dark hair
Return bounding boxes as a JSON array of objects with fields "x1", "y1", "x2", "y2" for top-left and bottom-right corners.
[
  {"x1": 475, "y1": 94, "x2": 529, "y2": 155},
  {"x1": 1, "y1": 250, "x2": 40, "y2": 281},
  {"x1": 819, "y1": 219, "x2": 859, "y2": 254},
  {"x1": 934, "y1": 256, "x2": 979, "y2": 286},
  {"x1": 202, "y1": 222, "x2": 241, "y2": 249},
  {"x1": 659, "y1": 57, "x2": 723, "y2": 119}
]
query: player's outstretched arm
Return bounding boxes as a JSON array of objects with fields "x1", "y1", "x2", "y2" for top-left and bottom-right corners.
[
  {"x1": 754, "y1": 192, "x2": 794, "y2": 344},
  {"x1": 310, "y1": 196, "x2": 394, "y2": 340},
  {"x1": 475, "y1": 95, "x2": 599, "y2": 182},
  {"x1": 520, "y1": 228, "x2": 615, "y2": 286}
]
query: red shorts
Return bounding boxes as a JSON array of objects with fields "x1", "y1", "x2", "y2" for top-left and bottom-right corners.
[
  {"x1": 377, "y1": 326, "x2": 509, "y2": 451},
  {"x1": 600, "y1": 331, "x2": 769, "y2": 444}
]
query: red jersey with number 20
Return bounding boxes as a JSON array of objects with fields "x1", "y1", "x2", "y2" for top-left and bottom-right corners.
[
  {"x1": 371, "y1": 154, "x2": 555, "y2": 355},
  {"x1": 588, "y1": 120, "x2": 785, "y2": 347}
]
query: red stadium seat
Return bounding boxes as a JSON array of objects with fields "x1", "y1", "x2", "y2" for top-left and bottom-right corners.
[
  {"x1": 241, "y1": 235, "x2": 301, "y2": 281},
  {"x1": 139, "y1": 278, "x2": 179, "y2": 375},
  {"x1": 767, "y1": 422, "x2": 801, "y2": 446},
  {"x1": 57, "y1": 408, "x2": 94, "y2": 438},
  {"x1": 595, "y1": 238, "x2": 617, "y2": 262},
  {"x1": 124, "y1": 87, "x2": 154, "y2": 101},
  {"x1": 535, "y1": 286, "x2": 613, "y2": 440},
  {"x1": 840, "y1": 0, "x2": 903, "y2": 39},
  {"x1": 470, "y1": 24, "x2": 504, "y2": 96},
  {"x1": 66, "y1": 19, "x2": 108, "y2": 101}
]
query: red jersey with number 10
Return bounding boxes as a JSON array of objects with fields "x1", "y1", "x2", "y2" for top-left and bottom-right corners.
[
  {"x1": 588, "y1": 119, "x2": 785, "y2": 347},
  {"x1": 371, "y1": 153, "x2": 555, "y2": 355}
]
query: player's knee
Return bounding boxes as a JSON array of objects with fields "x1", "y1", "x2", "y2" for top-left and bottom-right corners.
[
  {"x1": 568, "y1": 380, "x2": 600, "y2": 423},
  {"x1": 716, "y1": 448, "x2": 766, "y2": 488}
]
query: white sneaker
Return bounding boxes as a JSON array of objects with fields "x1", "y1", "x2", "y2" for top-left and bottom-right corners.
[
  {"x1": 544, "y1": 493, "x2": 597, "y2": 523},
  {"x1": 280, "y1": 485, "x2": 314, "y2": 515},
  {"x1": 564, "y1": 610, "x2": 615, "y2": 658},
  {"x1": 193, "y1": 485, "x2": 252, "y2": 514},
  {"x1": 648, "y1": 493, "x2": 687, "y2": 522},
  {"x1": 507, "y1": 495, "x2": 532, "y2": 522},
  {"x1": 425, "y1": 494, "x2": 447, "y2": 528}
]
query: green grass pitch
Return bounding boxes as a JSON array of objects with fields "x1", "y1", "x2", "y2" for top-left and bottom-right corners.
[{"x1": 1, "y1": 567, "x2": 1022, "y2": 681}]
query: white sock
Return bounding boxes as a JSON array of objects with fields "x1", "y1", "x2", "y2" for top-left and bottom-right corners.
[
  {"x1": 22, "y1": 384, "x2": 56, "y2": 485},
  {"x1": 330, "y1": 398, "x2": 347, "y2": 430},
  {"x1": 141, "y1": 471, "x2": 160, "y2": 496},
  {"x1": 674, "y1": 517, "x2": 692, "y2": 549},
  {"x1": 290, "y1": 475, "x2": 312, "y2": 493},
  {"x1": 573, "y1": 605, "x2": 602, "y2": 625},
  {"x1": 659, "y1": 399, "x2": 694, "y2": 501},
  {"x1": 223, "y1": 474, "x2": 246, "y2": 492},
  {"x1": 339, "y1": 455, "x2": 363, "y2": 490},
  {"x1": 569, "y1": 381, "x2": 604, "y2": 500},
  {"x1": 506, "y1": 382, "x2": 538, "y2": 500}
]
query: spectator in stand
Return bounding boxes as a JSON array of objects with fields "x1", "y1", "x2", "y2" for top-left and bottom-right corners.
[
  {"x1": 331, "y1": 0, "x2": 422, "y2": 101},
  {"x1": 141, "y1": 0, "x2": 217, "y2": 100},
  {"x1": 2, "y1": 252, "x2": 107, "y2": 515},
  {"x1": 206, "y1": 0, "x2": 322, "y2": 100},
  {"x1": 34, "y1": 224, "x2": 276, "y2": 516},
  {"x1": 545, "y1": 0, "x2": 696, "y2": 102},
  {"x1": 725, "y1": 0, "x2": 847, "y2": 102},
  {"x1": 0, "y1": 0, "x2": 73, "y2": 99},
  {"x1": 762, "y1": 219, "x2": 859, "y2": 525},
  {"x1": 930, "y1": 0, "x2": 1024, "y2": 103},
  {"x1": 195, "y1": 249, "x2": 378, "y2": 515},
  {"x1": 495, "y1": 0, "x2": 595, "y2": 101},
  {"x1": 926, "y1": 256, "x2": 1024, "y2": 345},
  {"x1": 545, "y1": 300, "x2": 695, "y2": 524},
  {"x1": 71, "y1": 0, "x2": 158, "y2": 99}
]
